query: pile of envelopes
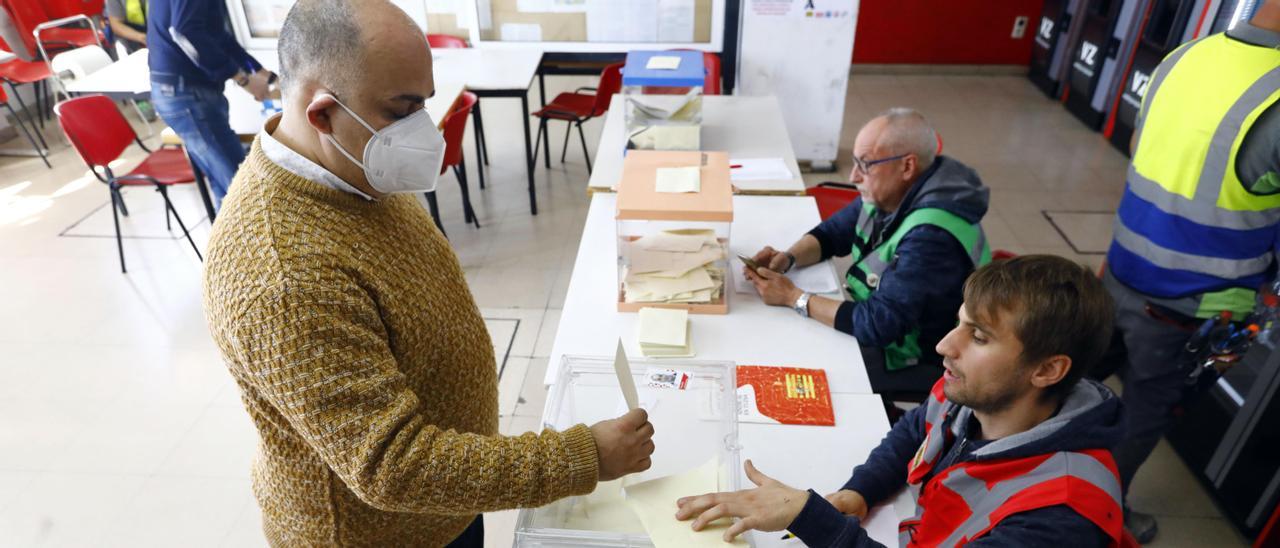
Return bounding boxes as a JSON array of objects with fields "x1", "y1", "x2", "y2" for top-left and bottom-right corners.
[{"x1": 623, "y1": 229, "x2": 724, "y2": 304}]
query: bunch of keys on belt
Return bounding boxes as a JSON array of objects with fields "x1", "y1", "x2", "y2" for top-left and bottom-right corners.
[{"x1": 1183, "y1": 311, "x2": 1259, "y2": 385}]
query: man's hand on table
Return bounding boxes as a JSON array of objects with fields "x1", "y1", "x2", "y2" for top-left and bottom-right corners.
[
  {"x1": 825, "y1": 489, "x2": 869, "y2": 519},
  {"x1": 745, "y1": 264, "x2": 803, "y2": 307},
  {"x1": 590, "y1": 408, "x2": 655, "y2": 481},
  {"x1": 675, "y1": 460, "x2": 809, "y2": 542},
  {"x1": 752, "y1": 245, "x2": 793, "y2": 273}
]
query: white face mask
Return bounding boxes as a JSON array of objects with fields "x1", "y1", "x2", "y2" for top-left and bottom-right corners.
[{"x1": 321, "y1": 94, "x2": 445, "y2": 194}]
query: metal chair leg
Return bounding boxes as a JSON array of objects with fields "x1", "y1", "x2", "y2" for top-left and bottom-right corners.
[
  {"x1": 473, "y1": 102, "x2": 490, "y2": 167},
  {"x1": 109, "y1": 187, "x2": 126, "y2": 273},
  {"x1": 533, "y1": 118, "x2": 546, "y2": 165},
  {"x1": 2, "y1": 102, "x2": 50, "y2": 168},
  {"x1": 542, "y1": 116, "x2": 552, "y2": 168},
  {"x1": 6, "y1": 82, "x2": 50, "y2": 151},
  {"x1": 423, "y1": 191, "x2": 446, "y2": 237},
  {"x1": 578, "y1": 121, "x2": 592, "y2": 174},
  {"x1": 157, "y1": 185, "x2": 202, "y2": 262},
  {"x1": 471, "y1": 106, "x2": 487, "y2": 189},
  {"x1": 454, "y1": 157, "x2": 480, "y2": 229},
  {"x1": 560, "y1": 119, "x2": 573, "y2": 163},
  {"x1": 115, "y1": 189, "x2": 130, "y2": 217}
]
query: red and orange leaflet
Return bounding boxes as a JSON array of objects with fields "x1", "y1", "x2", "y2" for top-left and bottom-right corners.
[{"x1": 736, "y1": 366, "x2": 835, "y2": 426}]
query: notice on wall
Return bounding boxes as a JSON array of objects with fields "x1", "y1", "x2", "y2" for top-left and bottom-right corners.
[
  {"x1": 657, "y1": 0, "x2": 696, "y2": 42},
  {"x1": 517, "y1": 0, "x2": 589, "y2": 12},
  {"x1": 586, "y1": 0, "x2": 659, "y2": 42},
  {"x1": 749, "y1": 0, "x2": 795, "y2": 16},
  {"x1": 500, "y1": 22, "x2": 544, "y2": 41}
]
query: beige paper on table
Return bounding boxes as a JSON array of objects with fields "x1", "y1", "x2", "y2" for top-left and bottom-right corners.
[
  {"x1": 638, "y1": 307, "x2": 689, "y2": 347},
  {"x1": 629, "y1": 245, "x2": 722, "y2": 277},
  {"x1": 613, "y1": 340, "x2": 640, "y2": 410},
  {"x1": 626, "y1": 268, "x2": 716, "y2": 301},
  {"x1": 655, "y1": 166, "x2": 702, "y2": 193},
  {"x1": 623, "y1": 458, "x2": 748, "y2": 547},
  {"x1": 638, "y1": 232, "x2": 715, "y2": 252}
]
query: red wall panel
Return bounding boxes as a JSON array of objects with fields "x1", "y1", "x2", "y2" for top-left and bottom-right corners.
[{"x1": 852, "y1": 1, "x2": 1045, "y2": 65}]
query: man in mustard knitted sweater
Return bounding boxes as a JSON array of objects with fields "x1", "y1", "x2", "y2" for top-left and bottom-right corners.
[{"x1": 202, "y1": 1, "x2": 655, "y2": 545}]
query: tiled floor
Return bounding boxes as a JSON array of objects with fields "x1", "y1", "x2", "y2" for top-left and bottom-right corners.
[{"x1": 0, "y1": 72, "x2": 1248, "y2": 547}]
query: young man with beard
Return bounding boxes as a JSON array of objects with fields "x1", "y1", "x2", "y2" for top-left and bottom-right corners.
[{"x1": 676, "y1": 255, "x2": 1132, "y2": 546}]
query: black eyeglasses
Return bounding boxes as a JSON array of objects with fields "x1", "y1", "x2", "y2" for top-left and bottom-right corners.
[{"x1": 852, "y1": 153, "x2": 908, "y2": 175}]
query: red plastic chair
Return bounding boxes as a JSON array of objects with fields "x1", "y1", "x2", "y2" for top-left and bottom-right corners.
[
  {"x1": 424, "y1": 91, "x2": 480, "y2": 235},
  {"x1": 54, "y1": 94, "x2": 203, "y2": 273},
  {"x1": 992, "y1": 249, "x2": 1018, "y2": 261},
  {"x1": 807, "y1": 182, "x2": 860, "y2": 221},
  {"x1": 672, "y1": 49, "x2": 722, "y2": 95},
  {"x1": 531, "y1": 62, "x2": 623, "y2": 174},
  {"x1": 0, "y1": 77, "x2": 49, "y2": 166},
  {"x1": 426, "y1": 34, "x2": 468, "y2": 48}
]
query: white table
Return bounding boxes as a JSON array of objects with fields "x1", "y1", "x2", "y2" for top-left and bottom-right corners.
[
  {"x1": 546, "y1": 193, "x2": 868, "y2": 393},
  {"x1": 588, "y1": 95, "x2": 808, "y2": 196},
  {"x1": 432, "y1": 48, "x2": 545, "y2": 214},
  {"x1": 65, "y1": 49, "x2": 461, "y2": 222}
]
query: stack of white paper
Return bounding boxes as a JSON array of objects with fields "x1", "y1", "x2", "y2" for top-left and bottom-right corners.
[
  {"x1": 729, "y1": 157, "x2": 793, "y2": 181},
  {"x1": 638, "y1": 308, "x2": 693, "y2": 357},
  {"x1": 624, "y1": 230, "x2": 725, "y2": 304}
]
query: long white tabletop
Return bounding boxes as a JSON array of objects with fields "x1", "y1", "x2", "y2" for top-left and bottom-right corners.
[
  {"x1": 588, "y1": 95, "x2": 808, "y2": 196},
  {"x1": 431, "y1": 48, "x2": 542, "y2": 92},
  {"x1": 546, "y1": 193, "x2": 869, "y2": 393},
  {"x1": 65, "y1": 49, "x2": 461, "y2": 135}
]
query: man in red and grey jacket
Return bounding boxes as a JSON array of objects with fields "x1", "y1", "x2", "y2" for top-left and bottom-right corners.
[{"x1": 677, "y1": 255, "x2": 1135, "y2": 547}]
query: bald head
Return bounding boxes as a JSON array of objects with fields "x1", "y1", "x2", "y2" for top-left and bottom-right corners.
[
  {"x1": 271, "y1": 0, "x2": 433, "y2": 199},
  {"x1": 863, "y1": 108, "x2": 938, "y2": 170},
  {"x1": 278, "y1": 0, "x2": 423, "y2": 97}
]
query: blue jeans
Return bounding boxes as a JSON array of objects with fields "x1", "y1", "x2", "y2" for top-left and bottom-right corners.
[{"x1": 151, "y1": 75, "x2": 245, "y2": 210}]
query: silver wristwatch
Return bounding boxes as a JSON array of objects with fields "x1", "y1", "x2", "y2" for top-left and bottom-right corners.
[{"x1": 793, "y1": 291, "x2": 812, "y2": 318}]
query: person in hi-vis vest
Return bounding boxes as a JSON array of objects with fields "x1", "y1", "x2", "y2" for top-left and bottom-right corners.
[
  {"x1": 678, "y1": 256, "x2": 1131, "y2": 547},
  {"x1": 1100, "y1": 1, "x2": 1280, "y2": 543},
  {"x1": 747, "y1": 108, "x2": 990, "y2": 405},
  {"x1": 106, "y1": 0, "x2": 146, "y2": 53}
]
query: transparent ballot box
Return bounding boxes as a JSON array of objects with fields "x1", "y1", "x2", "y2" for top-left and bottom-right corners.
[
  {"x1": 622, "y1": 50, "x2": 704, "y2": 151},
  {"x1": 616, "y1": 151, "x2": 734, "y2": 315},
  {"x1": 515, "y1": 355, "x2": 743, "y2": 547}
]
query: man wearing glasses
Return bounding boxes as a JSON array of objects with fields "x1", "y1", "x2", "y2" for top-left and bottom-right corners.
[{"x1": 747, "y1": 108, "x2": 991, "y2": 406}]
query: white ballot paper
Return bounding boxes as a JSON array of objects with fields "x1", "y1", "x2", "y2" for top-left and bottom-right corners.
[
  {"x1": 623, "y1": 457, "x2": 749, "y2": 547},
  {"x1": 613, "y1": 339, "x2": 640, "y2": 410}
]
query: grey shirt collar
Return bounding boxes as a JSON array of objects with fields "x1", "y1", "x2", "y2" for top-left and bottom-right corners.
[{"x1": 1227, "y1": 20, "x2": 1280, "y2": 48}]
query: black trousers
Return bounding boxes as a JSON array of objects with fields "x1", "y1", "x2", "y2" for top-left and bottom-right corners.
[
  {"x1": 445, "y1": 515, "x2": 484, "y2": 547},
  {"x1": 1101, "y1": 272, "x2": 1195, "y2": 496}
]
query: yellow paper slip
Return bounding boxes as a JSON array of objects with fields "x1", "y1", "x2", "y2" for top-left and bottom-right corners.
[
  {"x1": 638, "y1": 308, "x2": 690, "y2": 347},
  {"x1": 628, "y1": 245, "x2": 723, "y2": 277},
  {"x1": 655, "y1": 166, "x2": 702, "y2": 194},
  {"x1": 626, "y1": 268, "x2": 717, "y2": 302},
  {"x1": 623, "y1": 458, "x2": 748, "y2": 547},
  {"x1": 637, "y1": 231, "x2": 717, "y2": 253}
]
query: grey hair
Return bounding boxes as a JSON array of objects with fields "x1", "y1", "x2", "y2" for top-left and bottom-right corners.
[
  {"x1": 277, "y1": 0, "x2": 364, "y2": 96},
  {"x1": 874, "y1": 107, "x2": 938, "y2": 170}
]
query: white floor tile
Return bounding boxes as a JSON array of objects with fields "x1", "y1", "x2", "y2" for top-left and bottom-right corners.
[
  {"x1": 156, "y1": 405, "x2": 258, "y2": 479},
  {"x1": 498, "y1": 357, "x2": 532, "y2": 418},
  {"x1": 0, "y1": 472, "x2": 148, "y2": 547},
  {"x1": 483, "y1": 509, "x2": 519, "y2": 548},
  {"x1": 104, "y1": 476, "x2": 250, "y2": 548},
  {"x1": 49, "y1": 403, "x2": 206, "y2": 475}
]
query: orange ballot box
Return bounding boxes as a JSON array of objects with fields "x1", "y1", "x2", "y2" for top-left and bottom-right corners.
[{"x1": 616, "y1": 150, "x2": 734, "y2": 314}]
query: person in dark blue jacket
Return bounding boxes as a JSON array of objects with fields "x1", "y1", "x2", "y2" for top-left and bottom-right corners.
[
  {"x1": 747, "y1": 108, "x2": 990, "y2": 402},
  {"x1": 147, "y1": 0, "x2": 272, "y2": 209},
  {"x1": 677, "y1": 255, "x2": 1128, "y2": 547}
]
